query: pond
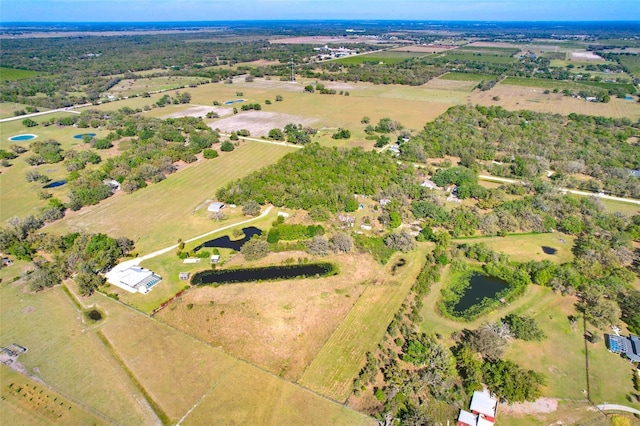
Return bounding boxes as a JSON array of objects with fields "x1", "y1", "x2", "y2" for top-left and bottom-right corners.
[
  {"x1": 454, "y1": 273, "x2": 508, "y2": 313},
  {"x1": 191, "y1": 263, "x2": 335, "y2": 285},
  {"x1": 8, "y1": 134, "x2": 37, "y2": 141},
  {"x1": 43, "y1": 180, "x2": 67, "y2": 188},
  {"x1": 193, "y1": 226, "x2": 262, "y2": 252},
  {"x1": 541, "y1": 246, "x2": 557, "y2": 255},
  {"x1": 224, "y1": 99, "x2": 245, "y2": 105},
  {"x1": 73, "y1": 133, "x2": 96, "y2": 139}
]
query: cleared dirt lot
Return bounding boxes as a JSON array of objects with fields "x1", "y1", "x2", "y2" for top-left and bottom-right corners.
[
  {"x1": 209, "y1": 110, "x2": 319, "y2": 136},
  {"x1": 156, "y1": 252, "x2": 382, "y2": 381},
  {"x1": 162, "y1": 105, "x2": 232, "y2": 119}
]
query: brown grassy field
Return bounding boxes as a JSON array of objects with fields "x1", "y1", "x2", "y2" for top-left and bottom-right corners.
[
  {"x1": 181, "y1": 361, "x2": 375, "y2": 426},
  {"x1": 157, "y1": 252, "x2": 381, "y2": 381},
  {"x1": 300, "y1": 249, "x2": 428, "y2": 402},
  {"x1": 107, "y1": 76, "x2": 209, "y2": 97},
  {"x1": 471, "y1": 84, "x2": 640, "y2": 119}
]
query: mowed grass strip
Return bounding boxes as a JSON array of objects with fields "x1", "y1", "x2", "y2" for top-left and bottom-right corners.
[
  {"x1": 1, "y1": 366, "x2": 108, "y2": 426},
  {"x1": 299, "y1": 250, "x2": 427, "y2": 402},
  {"x1": 181, "y1": 361, "x2": 375, "y2": 426},
  {"x1": 46, "y1": 141, "x2": 294, "y2": 254}
]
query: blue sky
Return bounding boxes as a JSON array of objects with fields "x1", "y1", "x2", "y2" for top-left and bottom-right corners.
[{"x1": 1, "y1": 0, "x2": 638, "y2": 22}]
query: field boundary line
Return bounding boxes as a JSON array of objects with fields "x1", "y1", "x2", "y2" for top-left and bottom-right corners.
[
  {"x1": 96, "y1": 330, "x2": 168, "y2": 425},
  {"x1": 175, "y1": 359, "x2": 240, "y2": 425},
  {"x1": 95, "y1": 291, "x2": 375, "y2": 421}
]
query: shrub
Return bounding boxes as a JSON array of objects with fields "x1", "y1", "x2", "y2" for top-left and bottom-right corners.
[
  {"x1": 203, "y1": 148, "x2": 219, "y2": 159},
  {"x1": 220, "y1": 141, "x2": 234, "y2": 152}
]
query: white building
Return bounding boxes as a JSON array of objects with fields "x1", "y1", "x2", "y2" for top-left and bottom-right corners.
[{"x1": 109, "y1": 266, "x2": 161, "y2": 294}]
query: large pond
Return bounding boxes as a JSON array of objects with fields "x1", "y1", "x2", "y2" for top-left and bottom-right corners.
[
  {"x1": 193, "y1": 227, "x2": 262, "y2": 252},
  {"x1": 454, "y1": 273, "x2": 508, "y2": 313},
  {"x1": 192, "y1": 263, "x2": 335, "y2": 285}
]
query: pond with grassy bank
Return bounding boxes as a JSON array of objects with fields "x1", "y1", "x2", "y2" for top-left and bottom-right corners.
[{"x1": 191, "y1": 262, "x2": 337, "y2": 285}]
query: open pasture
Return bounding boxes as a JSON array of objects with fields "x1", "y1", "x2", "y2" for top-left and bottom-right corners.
[
  {"x1": 98, "y1": 284, "x2": 373, "y2": 425},
  {"x1": 454, "y1": 232, "x2": 576, "y2": 264},
  {"x1": 390, "y1": 45, "x2": 455, "y2": 53},
  {"x1": 0, "y1": 102, "x2": 49, "y2": 119},
  {"x1": 616, "y1": 54, "x2": 640, "y2": 76},
  {"x1": 0, "y1": 282, "x2": 156, "y2": 425},
  {"x1": 333, "y1": 51, "x2": 428, "y2": 65},
  {"x1": 157, "y1": 252, "x2": 381, "y2": 381},
  {"x1": 107, "y1": 75, "x2": 210, "y2": 98},
  {"x1": 181, "y1": 361, "x2": 375, "y2": 426},
  {"x1": 440, "y1": 50, "x2": 517, "y2": 64},
  {"x1": 45, "y1": 141, "x2": 294, "y2": 253},
  {"x1": 456, "y1": 45, "x2": 521, "y2": 56},
  {"x1": 470, "y1": 82, "x2": 640, "y2": 119},
  {"x1": 300, "y1": 250, "x2": 427, "y2": 402}
]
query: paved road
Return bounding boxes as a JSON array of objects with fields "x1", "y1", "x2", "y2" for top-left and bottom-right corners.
[
  {"x1": 596, "y1": 404, "x2": 640, "y2": 415},
  {"x1": 105, "y1": 206, "x2": 273, "y2": 286}
]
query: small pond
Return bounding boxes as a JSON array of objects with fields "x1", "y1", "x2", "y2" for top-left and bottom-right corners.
[
  {"x1": 43, "y1": 180, "x2": 67, "y2": 188},
  {"x1": 85, "y1": 309, "x2": 103, "y2": 322},
  {"x1": 73, "y1": 133, "x2": 96, "y2": 139},
  {"x1": 192, "y1": 263, "x2": 335, "y2": 285},
  {"x1": 8, "y1": 134, "x2": 37, "y2": 141},
  {"x1": 193, "y1": 226, "x2": 262, "y2": 252},
  {"x1": 541, "y1": 246, "x2": 557, "y2": 255},
  {"x1": 454, "y1": 273, "x2": 508, "y2": 313},
  {"x1": 224, "y1": 99, "x2": 245, "y2": 105}
]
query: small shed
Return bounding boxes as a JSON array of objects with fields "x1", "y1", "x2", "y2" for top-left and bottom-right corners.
[
  {"x1": 179, "y1": 272, "x2": 190, "y2": 280},
  {"x1": 210, "y1": 254, "x2": 220, "y2": 264},
  {"x1": 421, "y1": 179, "x2": 439, "y2": 189},
  {"x1": 207, "y1": 202, "x2": 225, "y2": 213}
]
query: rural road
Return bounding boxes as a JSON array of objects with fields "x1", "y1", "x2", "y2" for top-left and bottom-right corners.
[
  {"x1": 596, "y1": 404, "x2": 640, "y2": 415},
  {"x1": 0, "y1": 104, "x2": 91, "y2": 123},
  {"x1": 478, "y1": 174, "x2": 640, "y2": 205},
  {"x1": 106, "y1": 205, "x2": 273, "y2": 285},
  {"x1": 218, "y1": 133, "x2": 303, "y2": 149}
]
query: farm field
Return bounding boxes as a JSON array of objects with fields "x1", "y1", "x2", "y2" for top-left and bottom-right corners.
[
  {"x1": 470, "y1": 83, "x2": 640, "y2": 119},
  {"x1": 300, "y1": 249, "x2": 427, "y2": 402},
  {"x1": 0, "y1": 366, "x2": 107, "y2": 426},
  {"x1": 439, "y1": 72, "x2": 500, "y2": 82},
  {"x1": 107, "y1": 75, "x2": 210, "y2": 98},
  {"x1": 0, "y1": 281, "x2": 157, "y2": 425},
  {"x1": 96, "y1": 283, "x2": 374, "y2": 425},
  {"x1": 332, "y1": 50, "x2": 429, "y2": 65},
  {"x1": 45, "y1": 141, "x2": 295, "y2": 254},
  {"x1": 157, "y1": 252, "x2": 381, "y2": 380}
]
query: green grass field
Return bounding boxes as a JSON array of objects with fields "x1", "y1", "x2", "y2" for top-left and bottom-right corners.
[
  {"x1": 332, "y1": 51, "x2": 428, "y2": 65},
  {"x1": 299, "y1": 249, "x2": 427, "y2": 402},
  {"x1": 616, "y1": 54, "x2": 640, "y2": 77},
  {"x1": 456, "y1": 46, "x2": 520, "y2": 56},
  {"x1": 0, "y1": 67, "x2": 41, "y2": 81},
  {"x1": 501, "y1": 76, "x2": 612, "y2": 93},
  {"x1": 442, "y1": 51, "x2": 517, "y2": 64},
  {"x1": 108, "y1": 76, "x2": 210, "y2": 97},
  {"x1": 439, "y1": 72, "x2": 499, "y2": 82}
]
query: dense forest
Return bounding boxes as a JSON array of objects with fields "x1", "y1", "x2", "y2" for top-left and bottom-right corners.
[{"x1": 403, "y1": 105, "x2": 640, "y2": 197}]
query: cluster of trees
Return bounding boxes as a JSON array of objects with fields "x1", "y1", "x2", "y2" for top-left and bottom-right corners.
[
  {"x1": 0, "y1": 215, "x2": 133, "y2": 295},
  {"x1": 216, "y1": 144, "x2": 417, "y2": 212},
  {"x1": 407, "y1": 105, "x2": 640, "y2": 197}
]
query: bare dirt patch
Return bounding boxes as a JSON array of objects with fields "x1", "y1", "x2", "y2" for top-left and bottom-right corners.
[
  {"x1": 209, "y1": 110, "x2": 319, "y2": 136},
  {"x1": 391, "y1": 45, "x2": 455, "y2": 53},
  {"x1": 161, "y1": 105, "x2": 231, "y2": 119},
  {"x1": 156, "y1": 252, "x2": 382, "y2": 381},
  {"x1": 571, "y1": 51, "x2": 605, "y2": 61},
  {"x1": 500, "y1": 397, "x2": 559, "y2": 415}
]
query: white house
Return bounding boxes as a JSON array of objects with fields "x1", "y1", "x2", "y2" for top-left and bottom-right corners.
[{"x1": 110, "y1": 266, "x2": 161, "y2": 294}]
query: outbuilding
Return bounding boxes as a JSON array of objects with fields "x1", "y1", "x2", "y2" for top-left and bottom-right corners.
[{"x1": 207, "y1": 202, "x2": 225, "y2": 213}]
